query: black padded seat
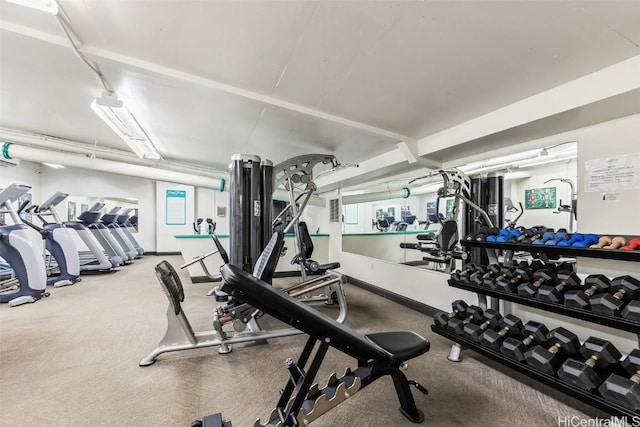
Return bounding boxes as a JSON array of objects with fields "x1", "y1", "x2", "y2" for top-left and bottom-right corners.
[
  {"x1": 320, "y1": 261, "x2": 340, "y2": 270},
  {"x1": 221, "y1": 263, "x2": 429, "y2": 364},
  {"x1": 366, "y1": 331, "x2": 430, "y2": 363},
  {"x1": 297, "y1": 222, "x2": 340, "y2": 274}
]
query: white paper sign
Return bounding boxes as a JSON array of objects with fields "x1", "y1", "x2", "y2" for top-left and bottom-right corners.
[{"x1": 584, "y1": 153, "x2": 640, "y2": 192}]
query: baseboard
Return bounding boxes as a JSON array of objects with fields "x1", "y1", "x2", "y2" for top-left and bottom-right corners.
[
  {"x1": 346, "y1": 276, "x2": 440, "y2": 317},
  {"x1": 153, "y1": 251, "x2": 182, "y2": 256},
  {"x1": 273, "y1": 270, "x2": 303, "y2": 278}
]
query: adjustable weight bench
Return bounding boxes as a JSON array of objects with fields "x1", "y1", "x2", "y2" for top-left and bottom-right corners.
[{"x1": 194, "y1": 263, "x2": 430, "y2": 426}]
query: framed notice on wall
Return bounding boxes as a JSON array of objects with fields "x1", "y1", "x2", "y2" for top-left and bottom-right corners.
[
  {"x1": 166, "y1": 189, "x2": 186, "y2": 225},
  {"x1": 525, "y1": 187, "x2": 556, "y2": 210}
]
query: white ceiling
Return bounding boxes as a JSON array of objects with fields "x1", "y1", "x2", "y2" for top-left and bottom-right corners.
[{"x1": 1, "y1": 1, "x2": 639, "y2": 178}]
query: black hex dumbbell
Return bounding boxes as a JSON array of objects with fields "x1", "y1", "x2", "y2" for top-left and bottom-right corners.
[
  {"x1": 470, "y1": 264, "x2": 502, "y2": 287},
  {"x1": 536, "y1": 272, "x2": 582, "y2": 303},
  {"x1": 564, "y1": 275, "x2": 611, "y2": 310},
  {"x1": 526, "y1": 259, "x2": 546, "y2": 271},
  {"x1": 484, "y1": 268, "x2": 515, "y2": 289},
  {"x1": 447, "y1": 306, "x2": 483, "y2": 335},
  {"x1": 557, "y1": 337, "x2": 622, "y2": 390},
  {"x1": 520, "y1": 227, "x2": 547, "y2": 244},
  {"x1": 517, "y1": 269, "x2": 556, "y2": 298},
  {"x1": 480, "y1": 314, "x2": 524, "y2": 351},
  {"x1": 463, "y1": 309, "x2": 503, "y2": 342},
  {"x1": 524, "y1": 327, "x2": 581, "y2": 375},
  {"x1": 450, "y1": 264, "x2": 484, "y2": 286},
  {"x1": 492, "y1": 260, "x2": 545, "y2": 293},
  {"x1": 599, "y1": 349, "x2": 640, "y2": 411},
  {"x1": 433, "y1": 300, "x2": 469, "y2": 329},
  {"x1": 622, "y1": 300, "x2": 640, "y2": 320},
  {"x1": 501, "y1": 321, "x2": 549, "y2": 362},
  {"x1": 591, "y1": 276, "x2": 640, "y2": 317}
]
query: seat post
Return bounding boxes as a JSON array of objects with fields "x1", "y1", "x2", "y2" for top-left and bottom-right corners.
[
  {"x1": 274, "y1": 335, "x2": 317, "y2": 410},
  {"x1": 283, "y1": 339, "x2": 330, "y2": 426}
]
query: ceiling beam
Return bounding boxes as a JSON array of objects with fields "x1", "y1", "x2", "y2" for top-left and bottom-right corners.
[
  {"x1": 0, "y1": 20, "x2": 413, "y2": 143},
  {"x1": 417, "y1": 54, "x2": 640, "y2": 157}
]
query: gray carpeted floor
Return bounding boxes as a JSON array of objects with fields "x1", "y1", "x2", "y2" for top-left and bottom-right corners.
[{"x1": 0, "y1": 255, "x2": 607, "y2": 426}]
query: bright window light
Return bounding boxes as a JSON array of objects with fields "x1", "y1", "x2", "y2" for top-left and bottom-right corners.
[
  {"x1": 91, "y1": 92, "x2": 161, "y2": 160},
  {"x1": 5, "y1": 0, "x2": 59, "y2": 14}
]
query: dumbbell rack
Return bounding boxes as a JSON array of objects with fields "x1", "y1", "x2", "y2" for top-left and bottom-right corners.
[
  {"x1": 460, "y1": 239, "x2": 640, "y2": 263},
  {"x1": 431, "y1": 239, "x2": 640, "y2": 418},
  {"x1": 430, "y1": 324, "x2": 638, "y2": 418}
]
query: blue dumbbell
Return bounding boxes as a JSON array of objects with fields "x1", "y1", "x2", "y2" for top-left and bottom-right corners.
[
  {"x1": 533, "y1": 231, "x2": 556, "y2": 245},
  {"x1": 572, "y1": 234, "x2": 599, "y2": 248},
  {"x1": 496, "y1": 229, "x2": 522, "y2": 243},
  {"x1": 558, "y1": 233, "x2": 583, "y2": 247},
  {"x1": 545, "y1": 231, "x2": 569, "y2": 245}
]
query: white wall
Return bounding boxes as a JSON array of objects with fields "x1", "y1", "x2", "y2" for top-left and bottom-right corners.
[
  {"x1": 0, "y1": 160, "x2": 43, "y2": 202},
  {"x1": 577, "y1": 114, "x2": 640, "y2": 234},
  {"x1": 38, "y1": 165, "x2": 156, "y2": 251},
  {"x1": 213, "y1": 190, "x2": 230, "y2": 235},
  {"x1": 300, "y1": 204, "x2": 329, "y2": 235},
  {"x1": 155, "y1": 181, "x2": 195, "y2": 252}
]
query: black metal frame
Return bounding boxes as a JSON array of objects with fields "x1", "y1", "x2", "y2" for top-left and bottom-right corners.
[
  {"x1": 460, "y1": 240, "x2": 640, "y2": 262},
  {"x1": 431, "y1": 325, "x2": 638, "y2": 418},
  {"x1": 447, "y1": 280, "x2": 640, "y2": 333}
]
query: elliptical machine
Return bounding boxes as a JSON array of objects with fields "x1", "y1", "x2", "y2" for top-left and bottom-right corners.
[
  {"x1": 20, "y1": 195, "x2": 81, "y2": 287},
  {"x1": 0, "y1": 183, "x2": 48, "y2": 307}
]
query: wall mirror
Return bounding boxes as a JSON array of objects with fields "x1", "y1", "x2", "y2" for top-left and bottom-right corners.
[{"x1": 341, "y1": 142, "x2": 579, "y2": 273}]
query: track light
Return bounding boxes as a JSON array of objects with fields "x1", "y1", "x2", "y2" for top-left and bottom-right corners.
[
  {"x1": 90, "y1": 92, "x2": 161, "y2": 160},
  {"x1": 5, "y1": 0, "x2": 58, "y2": 14},
  {"x1": 539, "y1": 140, "x2": 577, "y2": 157}
]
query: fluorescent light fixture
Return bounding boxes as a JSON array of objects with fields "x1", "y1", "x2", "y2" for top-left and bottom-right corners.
[
  {"x1": 458, "y1": 142, "x2": 578, "y2": 176},
  {"x1": 6, "y1": 0, "x2": 59, "y2": 14},
  {"x1": 516, "y1": 154, "x2": 577, "y2": 169},
  {"x1": 90, "y1": 92, "x2": 161, "y2": 160},
  {"x1": 42, "y1": 162, "x2": 65, "y2": 169}
]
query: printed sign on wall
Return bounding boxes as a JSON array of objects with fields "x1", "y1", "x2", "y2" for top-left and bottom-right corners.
[
  {"x1": 166, "y1": 189, "x2": 187, "y2": 225},
  {"x1": 525, "y1": 187, "x2": 556, "y2": 210},
  {"x1": 585, "y1": 153, "x2": 640, "y2": 192}
]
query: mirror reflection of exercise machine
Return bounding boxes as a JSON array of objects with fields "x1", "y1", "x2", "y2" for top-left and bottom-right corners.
[
  {"x1": 193, "y1": 217, "x2": 215, "y2": 235},
  {"x1": 373, "y1": 213, "x2": 409, "y2": 232},
  {"x1": 544, "y1": 178, "x2": 577, "y2": 233},
  {"x1": 401, "y1": 169, "x2": 493, "y2": 272},
  {"x1": 273, "y1": 154, "x2": 343, "y2": 280}
]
